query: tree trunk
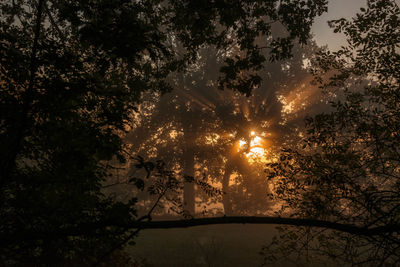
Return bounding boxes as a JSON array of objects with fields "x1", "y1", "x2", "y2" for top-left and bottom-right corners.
[
  {"x1": 0, "y1": 0, "x2": 44, "y2": 189},
  {"x1": 183, "y1": 127, "x2": 195, "y2": 216},
  {"x1": 222, "y1": 161, "x2": 233, "y2": 216}
]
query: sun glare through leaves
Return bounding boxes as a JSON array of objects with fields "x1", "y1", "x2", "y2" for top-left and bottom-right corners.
[{"x1": 237, "y1": 131, "x2": 268, "y2": 163}]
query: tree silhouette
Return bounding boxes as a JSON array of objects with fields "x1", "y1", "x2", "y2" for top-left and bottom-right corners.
[
  {"x1": 116, "y1": 1, "x2": 400, "y2": 266},
  {"x1": 263, "y1": 0, "x2": 400, "y2": 265},
  {"x1": 0, "y1": 0, "x2": 327, "y2": 264}
]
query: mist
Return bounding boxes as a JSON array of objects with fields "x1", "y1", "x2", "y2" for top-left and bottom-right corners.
[{"x1": 2, "y1": 0, "x2": 399, "y2": 266}]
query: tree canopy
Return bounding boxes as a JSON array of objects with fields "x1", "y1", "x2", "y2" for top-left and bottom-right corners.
[
  {"x1": 123, "y1": 38, "x2": 323, "y2": 218},
  {"x1": 0, "y1": 0, "x2": 327, "y2": 264},
  {"x1": 3, "y1": 0, "x2": 399, "y2": 265},
  {"x1": 263, "y1": 0, "x2": 400, "y2": 265}
]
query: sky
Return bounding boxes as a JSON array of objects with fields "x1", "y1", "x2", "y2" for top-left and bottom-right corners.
[{"x1": 311, "y1": 0, "x2": 366, "y2": 50}]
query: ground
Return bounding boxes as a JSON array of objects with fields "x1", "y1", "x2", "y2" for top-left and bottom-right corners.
[{"x1": 129, "y1": 224, "x2": 278, "y2": 267}]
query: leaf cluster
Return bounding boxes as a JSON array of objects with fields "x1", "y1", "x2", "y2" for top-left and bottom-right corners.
[{"x1": 264, "y1": 0, "x2": 400, "y2": 265}]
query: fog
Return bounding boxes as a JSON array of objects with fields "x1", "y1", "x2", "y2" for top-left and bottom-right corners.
[{"x1": 3, "y1": 0, "x2": 398, "y2": 265}]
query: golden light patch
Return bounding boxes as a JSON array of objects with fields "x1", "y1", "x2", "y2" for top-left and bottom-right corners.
[
  {"x1": 169, "y1": 130, "x2": 178, "y2": 139},
  {"x1": 238, "y1": 139, "x2": 247, "y2": 151},
  {"x1": 205, "y1": 133, "x2": 220, "y2": 145}
]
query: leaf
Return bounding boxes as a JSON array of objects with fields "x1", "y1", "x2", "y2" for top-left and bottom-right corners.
[{"x1": 129, "y1": 177, "x2": 145, "y2": 191}]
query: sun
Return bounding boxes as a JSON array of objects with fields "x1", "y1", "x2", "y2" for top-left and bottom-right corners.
[
  {"x1": 247, "y1": 135, "x2": 266, "y2": 161},
  {"x1": 236, "y1": 131, "x2": 267, "y2": 163}
]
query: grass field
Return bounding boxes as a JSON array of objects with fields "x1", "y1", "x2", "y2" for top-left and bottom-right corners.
[{"x1": 128, "y1": 224, "x2": 280, "y2": 267}]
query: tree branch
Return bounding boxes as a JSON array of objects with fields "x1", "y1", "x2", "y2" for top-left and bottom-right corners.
[
  {"x1": 44, "y1": 1, "x2": 66, "y2": 43},
  {"x1": 130, "y1": 216, "x2": 400, "y2": 237},
  {"x1": 2, "y1": 216, "x2": 399, "y2": 249}
]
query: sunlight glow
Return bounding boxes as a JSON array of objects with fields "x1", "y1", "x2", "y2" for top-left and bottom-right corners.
[
  {"x1": 246, "y1": 135, "x2": 266, "y2": 162},
  {"x1": 250, "y1": 131, "x2": 255, "y2": 136},
  {"x1": 169, "y1": 130, "x2": 178, "y2": 139},
  {"x1": 235, "y1": 134, "x2": 268, "y2": 163},
  {"x1": 238, "y1": 139, "x2": 247, "y2": 148},
  {"x1": 205, "y1": 133, "x2": 220, "y2": 145},
  {"x1": 247, "y1": 147, "x2": 264, "y2": 158},
  {"x1": 250, "y1": 136, "x2": 262, "y2": 146}
]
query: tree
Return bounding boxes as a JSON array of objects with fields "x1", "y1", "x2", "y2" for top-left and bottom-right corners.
[
  {"x1": 0, "y1": 0, "x2": 327, "y2": 264},
  {"x1": 120, "y1": 3, "x2": 400, "y2": 265},
  {"x1": 125, "y1": 38, "x2": 323, "y2": 217},
  {"x1": 262, "y1": 0, "x2": 400, "y2": 265},
  {"x1": 0, "y1": 0, "x2": 166, "y2": 264}
]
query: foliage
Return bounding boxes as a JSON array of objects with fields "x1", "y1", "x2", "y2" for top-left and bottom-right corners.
[
  {"x1": 263, "y1": 0, "x2": 400, "y2": 265},
  {"x1": 0, "y1": 0, "x2": 327, "y2": 264},
  {"x1": 125, "y1": 38, "x2": 323, "y2": 217}
]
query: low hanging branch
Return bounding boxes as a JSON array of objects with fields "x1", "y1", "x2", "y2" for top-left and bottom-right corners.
[
  {"x1": 1, "y1": 216, "x2": 398, "y2": 247},
  {"x1": 130, "y1": 216, "x2": 400, "y2": 237}
]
